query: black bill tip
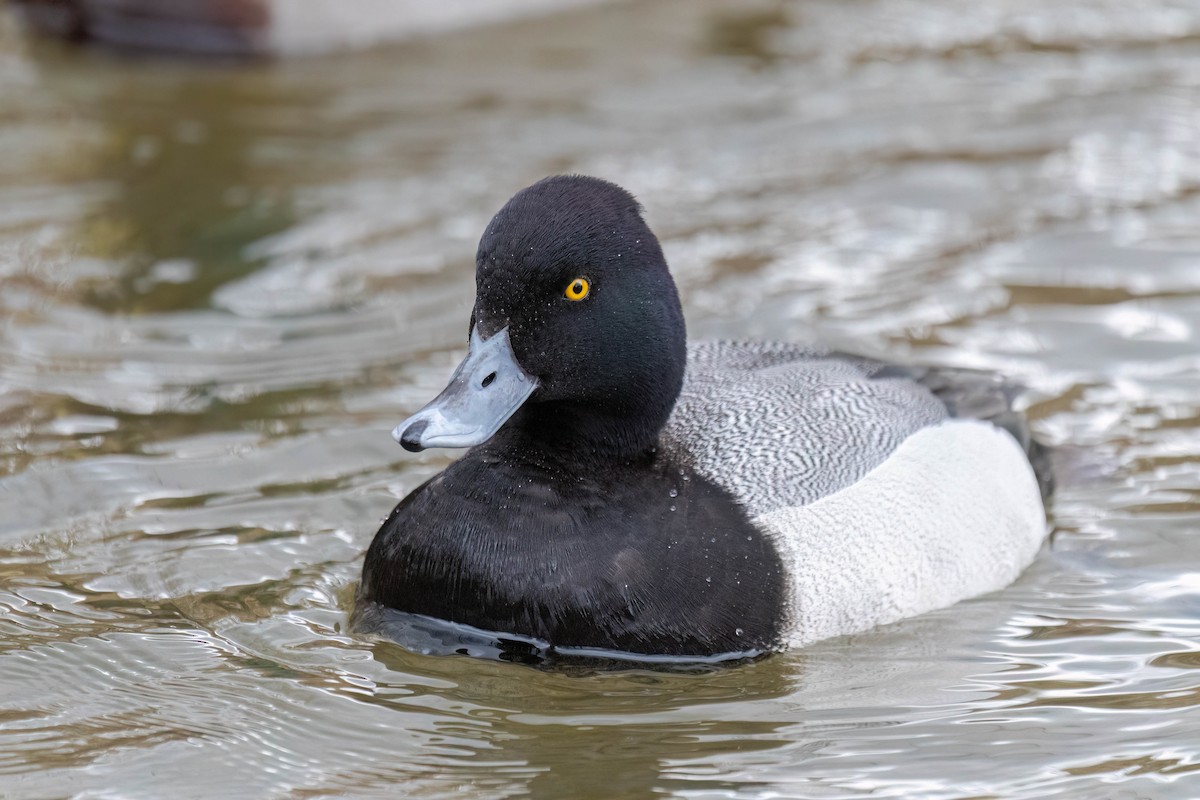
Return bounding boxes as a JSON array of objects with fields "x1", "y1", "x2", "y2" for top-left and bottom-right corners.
[{"x1": 398, "y1": 420, "x2": 429, "y2": 452}]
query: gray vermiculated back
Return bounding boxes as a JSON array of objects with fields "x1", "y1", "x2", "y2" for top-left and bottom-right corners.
[{"x1": 659, "y1": 341, "x2": 949, "y2": 517}]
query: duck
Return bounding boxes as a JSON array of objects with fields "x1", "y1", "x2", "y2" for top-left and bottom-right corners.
[{"x1": 358, "y1": 174, "x2": 1053, "y2": 660}]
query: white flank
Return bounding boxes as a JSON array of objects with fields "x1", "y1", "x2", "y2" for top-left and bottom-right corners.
[{"x1": 755, "y1": 419, "x2": 1048, "y2": 648}]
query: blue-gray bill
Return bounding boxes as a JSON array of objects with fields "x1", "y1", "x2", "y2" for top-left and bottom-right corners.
[{"x1": 393, "y1": 327, "x2": 537, "y2": 452}]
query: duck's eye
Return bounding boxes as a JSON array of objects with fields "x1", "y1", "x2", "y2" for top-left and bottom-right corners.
[{"x1": 564, "y1": 277, "x2": 590, "y2": 301}]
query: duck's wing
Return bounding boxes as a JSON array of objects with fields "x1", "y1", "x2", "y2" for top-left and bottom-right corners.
[
  {"x1": 661, "y1": 341, "x2": 944, "y2": 516},
  {"x1": 661, "y1": 341, "x2": 1051, "y2": 516}
]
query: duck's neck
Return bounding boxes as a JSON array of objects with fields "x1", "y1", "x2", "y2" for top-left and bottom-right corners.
[
  {"x1": 496, "y1": 297, "x2": 687, "y2": 465},
  {"x1": 494, "y1": 399, "x2": 668, "y2": 465}
]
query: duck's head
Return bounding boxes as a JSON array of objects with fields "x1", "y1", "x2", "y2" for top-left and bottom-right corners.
[{"x1": 394, "y1": 175, "x2": 686, "y2": 459}]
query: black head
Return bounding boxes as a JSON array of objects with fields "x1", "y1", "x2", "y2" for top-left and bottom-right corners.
[
  {"x1": 392, "y1": 176, "x2": 686, "y2": 459},
  {"x1": 473, "y1": 176, "x2": 686, "y2": 457}
]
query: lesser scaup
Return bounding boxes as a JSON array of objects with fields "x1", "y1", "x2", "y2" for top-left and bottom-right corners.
[{"x1": 359, "y1": 175, "x2": 1052, "y2": 659}]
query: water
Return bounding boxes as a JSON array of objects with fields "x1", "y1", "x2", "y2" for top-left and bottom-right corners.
[{"x1": 1, "y1": 1, "x2": 1199, "y2": 797}]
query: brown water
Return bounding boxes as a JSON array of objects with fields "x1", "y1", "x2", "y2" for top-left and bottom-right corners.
[{"x1": 2, "y1": 1, "x2": 1199, "y2": 797}]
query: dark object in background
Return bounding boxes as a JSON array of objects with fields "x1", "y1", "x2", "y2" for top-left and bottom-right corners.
[
  {"x1": 10, "y1": 0, "x2": 270, "y2": 56},
  {"x1": 8, "y1": 0, "x2": 607, "y2": 57}
]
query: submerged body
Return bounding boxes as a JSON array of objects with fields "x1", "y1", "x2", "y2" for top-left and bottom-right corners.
[{"x1": 360, "y1": 176, "x2": 1052, "y2": 659}]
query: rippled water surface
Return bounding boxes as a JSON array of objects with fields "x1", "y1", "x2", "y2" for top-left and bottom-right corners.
[{"x1": 2, "y1": 1, "x2": 1199, "y2": 797}]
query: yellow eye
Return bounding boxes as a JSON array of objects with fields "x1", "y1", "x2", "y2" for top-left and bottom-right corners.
[{"x1": 564, "y1": 277, "x2": 590, "y2": 301}]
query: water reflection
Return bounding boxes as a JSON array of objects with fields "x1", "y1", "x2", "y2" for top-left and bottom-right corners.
[
  {"x1": 28, "y1": 56, "x2": 298, "y2": 312},
  {"x1": 359, "y1": 641, "x2": 797, "y2": 799}
]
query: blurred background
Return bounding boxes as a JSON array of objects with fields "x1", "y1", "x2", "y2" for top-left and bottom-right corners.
[{"x1": 1, "y1": 1, "x2": 1199, "y2": 798}]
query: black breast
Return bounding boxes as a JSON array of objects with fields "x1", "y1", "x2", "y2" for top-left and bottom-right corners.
[{"x1": 360, "y1": 445, "x2": 786, "y2": 657}]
